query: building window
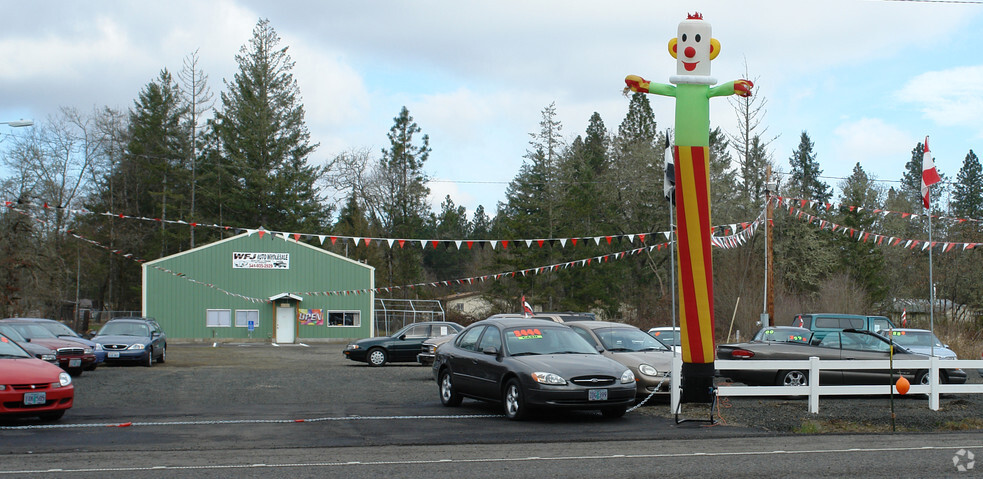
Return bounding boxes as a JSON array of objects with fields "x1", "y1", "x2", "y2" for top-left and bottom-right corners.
[
  {"x1": 328, "y1": 311, "x2": 359, "y2": 327},
  {"x1": 207, "y1": 309, "x2": 231, "y2": 327},
  {"x1": 235, "y1": 310, "x2": 259, "y2": 328}
]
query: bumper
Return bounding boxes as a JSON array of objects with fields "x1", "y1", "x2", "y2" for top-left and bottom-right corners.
[
  {"x1": 343, "y1": 349, "x2": 366, "y2": 362},
  {"x1": 636, "y1": 374, "x2": 672, "y2": 396},
  {"x1": 524, "y1": 383, "x2": 636, "y2": 409},
  {"x1": 57, "y1": 354, "x2": 97, "y2": 372},
  {"x1": 0, "y1": 385, "x2": 74, "y2": 417},
  {"x1": 103, "y1": 349, "x2": 150, "y2": 363},
  {"x1": 417, "y1": 352, "x2": 435, "y2": 365}
]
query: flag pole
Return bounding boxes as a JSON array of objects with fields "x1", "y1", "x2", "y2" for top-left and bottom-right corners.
[{"x1": 928, "y1": 208, "x2": 935, "y2": 358}]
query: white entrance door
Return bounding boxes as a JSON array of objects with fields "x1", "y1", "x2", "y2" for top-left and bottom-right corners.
[{"x1": 275, "y1": 304, "x2": 296, "y2": 344}]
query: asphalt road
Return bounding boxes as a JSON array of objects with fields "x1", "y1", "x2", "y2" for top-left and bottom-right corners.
[{"x1": 2, "y1": 342, "x2": 981, "y2": 478}]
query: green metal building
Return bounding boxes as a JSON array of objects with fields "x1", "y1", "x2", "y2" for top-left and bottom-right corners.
[{"x1": 142, "y1": 232, "x2": 374, "y2": 343}]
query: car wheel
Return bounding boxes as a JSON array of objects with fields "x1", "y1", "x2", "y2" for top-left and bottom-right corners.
[
  {"x1": 503, "y1": 379, "x2": 527, "y2": 420},
  {"x1": 367, "y1": 348, "x2": 387, "y2": 367},
  {"x1": 601, "y1": 406, "x2": 627, "y2": 419},
  {"x1": 144, "y1": 349, "x2": 154, "y2": 367},
  {"x1": 157, "y1": 346, "x2": 166, "y2": 364},
  {"x1": 777, "y1": 370, "x2": 807, "y2": 386},
  {"x1": 39, "y1": 410, "x2": 65, "y2": 421},
  {"x1": 439, "y1": 370, "x2": 462, "y2": 407}
]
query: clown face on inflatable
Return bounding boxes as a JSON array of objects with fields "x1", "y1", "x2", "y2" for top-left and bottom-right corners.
[{"x1": 624, "y1": 12, "x2": 752, "y2": 404}]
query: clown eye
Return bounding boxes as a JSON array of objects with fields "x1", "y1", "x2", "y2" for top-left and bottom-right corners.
[
  {"x1": 695, "y1": 34, "x2": 702, "y2": 42},
  {"x1": 681, "y1": 33, "x2": 687, "y2": 42}
]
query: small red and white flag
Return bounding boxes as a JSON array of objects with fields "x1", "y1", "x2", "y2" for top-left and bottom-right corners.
[
  {"x1": 900, "y1": 308, "x2": 907, "y2": 327},
  {"x1": 921, "y1": 136, "x2": 941, "y2": 209},
  {"x1": 521, "y1": 295, "x2": 533, "y2": 317}
]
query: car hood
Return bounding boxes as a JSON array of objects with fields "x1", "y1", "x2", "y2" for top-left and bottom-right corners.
[
  {"x1": 55, "y1": 335, "x2": 97, "y2": 347},
  {"x1": 18, "y1": 341, "x2": 55, "y2": 357},
  {"x1": 93, "y1": 335, "x2": 150, "y2": 345},
  {"x1": 904, "y1": 346, "x2": 957, "y2": 359},
  {"x1": 0, "y1": 358, "x2": 65, "y2": 382},
  {"x1": 26, "y1": 337, "x2": 84, "y2": 350},
  {"x1": 605, "y1": 350, "x2": 674, "y2": 369},
  {"x1": 349, "y1": 336, "x2": 392, "y2": 348},
  {"x1": 513, "y1": 353, "x2": 628, "y2": 377}
]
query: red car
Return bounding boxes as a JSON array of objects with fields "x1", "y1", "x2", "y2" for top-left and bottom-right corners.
[
  {"x1": 0, "y1": 333, "x2": 74, "y2": 421},
  {"x1": 0, "y1": 320, "x2": 97, "y2": 375}
]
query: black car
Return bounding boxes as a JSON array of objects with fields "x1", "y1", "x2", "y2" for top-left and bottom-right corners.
[
  {"x1": 433, "y1": 317, "x2": 637, "y2": 420},
  {"x1": 344, "y1": 321, "x2": 463, "y2": 367}
]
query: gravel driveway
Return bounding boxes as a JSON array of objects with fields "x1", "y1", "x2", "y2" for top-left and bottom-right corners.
[{"x1": 69, "y1": 342, "x2": 983, "y2": 434}]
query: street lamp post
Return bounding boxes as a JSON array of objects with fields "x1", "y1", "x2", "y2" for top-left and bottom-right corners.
[{"x1": 1, "y1": 120, "x2": 34, "y2": 128}]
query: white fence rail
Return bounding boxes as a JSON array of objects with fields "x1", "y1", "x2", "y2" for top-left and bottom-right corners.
[{"x1": 669, "y1": 356, "x2": 983, "y2": 414}]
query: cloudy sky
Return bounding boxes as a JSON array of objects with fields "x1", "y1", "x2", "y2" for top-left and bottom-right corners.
[{"x1": 2, "y1": 0, "x2": 981, "y2": 221}]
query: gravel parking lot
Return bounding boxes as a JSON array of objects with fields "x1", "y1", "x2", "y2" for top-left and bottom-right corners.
[{"x1": 68, "y1": 342, "x2": 983, "y2": 434}]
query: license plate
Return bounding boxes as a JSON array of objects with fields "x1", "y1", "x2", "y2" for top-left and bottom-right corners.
[
  {"x1": 108, "y1": 352, "x2": 120, "y2": 358},
  {"x1": 23, "y1": 392, "x2": 46, "y2": 406},
  {"x1": 69, "y1": 359, "x2": 81, "y2": 367},
  {"x1": 588, "y1": 389, "x2": 608, "y2": 401}
]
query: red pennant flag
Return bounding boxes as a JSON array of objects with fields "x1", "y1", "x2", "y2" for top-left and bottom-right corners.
[
  {"x1": 293, "y1": 233, "x2": 301, "y2": 241},
  {"x1": 501, "y1": 240, "x2": 509, "y2": 249},
  {"x1": 330, "y1": 236, "x2": 338, "y2": 244},
  {"x1": 466, "y1": 241, "x2": 473, "y2": 249},
  {"x1": 258, "y1": 231, "x2": 266, "y2": 239},
  {"x1": 398, "y1": 239, "x2": 405, "y2": 248},
  {"x1": 571, "y1": 238, "x2": 578, "y2": 246},
  {"x1": 537, "y1": 240, "x2": 545, "y2": 248}
]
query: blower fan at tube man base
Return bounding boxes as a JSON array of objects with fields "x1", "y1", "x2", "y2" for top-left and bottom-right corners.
[{"x1": 624, "y1": 12, "x2": 752, "y2": 402}]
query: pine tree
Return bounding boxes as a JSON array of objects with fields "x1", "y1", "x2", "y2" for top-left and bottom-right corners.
[
  {"x1": 835, "y1": 163, "x2": 887, "y2": 303},
  {"x1": 952, "y1": 150, "x2": 982, "y2": 220},
  {"x1": 787, "y1": 131, "x2": 831, "y2": 202},
  {"x1": 375, "y1": 106, "x2": 431, "y2": 290},
  {"x1": 207, "y1": 18, "x2": 329, "y2": 233}
]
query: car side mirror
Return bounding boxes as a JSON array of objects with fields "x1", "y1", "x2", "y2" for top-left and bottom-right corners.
[
  {"x1": 596, "y1": 345, "x2": 604, "y2": 353},
  {"x1": 482, "y1": 346, "x2": 499, "y2": 356},
  {"x1": 398, "y1": 334, "x2": 406, "y2": 340}
]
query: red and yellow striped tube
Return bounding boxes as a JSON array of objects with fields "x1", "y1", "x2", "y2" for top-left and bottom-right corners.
[{"x1": 674, "y1": 145, "x2": 715, "y2": 365}]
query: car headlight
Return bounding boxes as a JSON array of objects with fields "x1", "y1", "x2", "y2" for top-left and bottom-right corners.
[
  {"x1": 95, "y1": 343, "x2": 104, "y2": 351},
  {"x1": 427, "y1": 345, "x2": 437, "y2": 354},
  {"x1": 127, "y1": 343, "x2": 146, "y2": 350},
  {"x1": 40, "y1": 353, "x2": 57, "y2": 362},
  {"x1": 83, "y1": 347, "x2": 93, "y2": 354},
  {"x1": 346, "y1": 344, "x2": 359, "y2": 350},
  {"x1": 531, "y1": 372, "x2": 567, "y2": 385},
  {"x1": 620, "y1": 369, "x2": 637, "y2": 384},
  {"x1": 57, "y1": 371, "x2": 72, "y2": 387},
  {"x1": 638, "y1": 364, "x2": 659, "y2": 377}
]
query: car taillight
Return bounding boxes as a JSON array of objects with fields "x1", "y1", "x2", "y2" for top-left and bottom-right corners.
[{"x1": 730, "y1": 349, "x2": 755, "y2": 359}]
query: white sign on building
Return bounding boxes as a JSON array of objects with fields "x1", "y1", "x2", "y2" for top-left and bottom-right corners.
[{"x1": 232, "y1": 252, "x2": 290, "y2": 269}]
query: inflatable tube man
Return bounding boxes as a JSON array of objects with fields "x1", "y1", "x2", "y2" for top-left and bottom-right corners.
[{"x1": 624, "y1": 12, "x2": 752, "y2": 403}]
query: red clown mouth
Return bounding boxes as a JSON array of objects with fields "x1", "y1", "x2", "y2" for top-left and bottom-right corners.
[{"x1": 683, "y1": 61, "x2": 699, "y2": 72}]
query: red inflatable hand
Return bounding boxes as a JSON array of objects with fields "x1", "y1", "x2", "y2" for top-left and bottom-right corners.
[
  {"x1": 734, "y1": 79, "x2": 753, "y2": 97},
  {"x1": 624, "y1": 75, "x2": 651, "y2": 94}
]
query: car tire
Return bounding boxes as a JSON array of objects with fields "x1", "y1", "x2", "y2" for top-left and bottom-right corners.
[
  {"x1": 601, "y1": 406, "x2": 627, "y2": 419},
  {"x1": 503, "y1": 379, "x2": 527, "y2": 420},
  {"x1": 777, "y1": 370, "x2": 807, "y2": 386},
  {"x1": 144, "y1": 349, "x2": 154, "y2": 367},
  {"x1": 367, "y1": 348, "x2": 387, "y2": 367},
  {"x1": 157, "y1": 345, "x2": 166, "y2": 364},
  {"x1": 39, "y1": 410, "x2": 65, "y2": 421},
  {"x1": 439, "y1": 370, "x2": 462, "y2": 407},
  {"x1": 916, "y1": 371, "x2": 930, "y2": 385}
]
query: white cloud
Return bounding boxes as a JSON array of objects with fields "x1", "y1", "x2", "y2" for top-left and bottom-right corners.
[
  {"x1": 896, "y1": 65, "x2": 983, "y2": 132},
  {"x1": 831, "y1": 118, "x2": 911, "y2": 181}
]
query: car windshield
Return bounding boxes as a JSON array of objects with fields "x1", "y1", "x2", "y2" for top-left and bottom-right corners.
[
  {"x1": 504, "y1": 326, "x2": 597, "y2": 356},
  {"x1": 754, "y1": 328, "x2": 810, "y2": 343},
  {"x1": 0, "y1": 334, "x2": 31, "y2": 358},
  {"x1": 649, "y1": 329, "x2": 679, "y2": 346},
  {"x1": 0, "y1": 325, "x2": 28, "y2": 342},
  {"x1": 4, "y1": 323, "x2": 57, "y2": 339},
  {"x1": 99, "y1": 322, "x2": 150, "y2": 337},
  {"x1": 595, "y1": 327, "x2": 669, "y2": 352},
  {"x1": 887, "y1": 331, "x2": 943, "y2": 348},
  {"x1": 38, "y1": 321, "x2": 78, "y2": 337}
]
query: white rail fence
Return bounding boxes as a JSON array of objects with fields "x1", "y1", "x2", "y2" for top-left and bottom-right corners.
[{"x1": 669, "y1": 356, "x2": 983, "y2": 414}]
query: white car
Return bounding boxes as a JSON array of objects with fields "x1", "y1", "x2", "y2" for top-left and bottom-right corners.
[
  {"x1": 647, "y1": 326, "x2": 681, "y2": 353},
  {"x1": 881, "y1": 328, "x2": 957, "y2": 359}
]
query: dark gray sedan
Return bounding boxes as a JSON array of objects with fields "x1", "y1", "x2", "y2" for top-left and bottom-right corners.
[
  {"x1": 433, "y1": 317, "x2": 637, "y2": 420},
  {"x1": 717, "y1": 328, "x2": 967, "y2": 386}
]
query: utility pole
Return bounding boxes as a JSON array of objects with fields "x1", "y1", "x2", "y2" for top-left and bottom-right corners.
[{"x1": 763, "y1": 165, "x2": 776, "y2": 327}]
